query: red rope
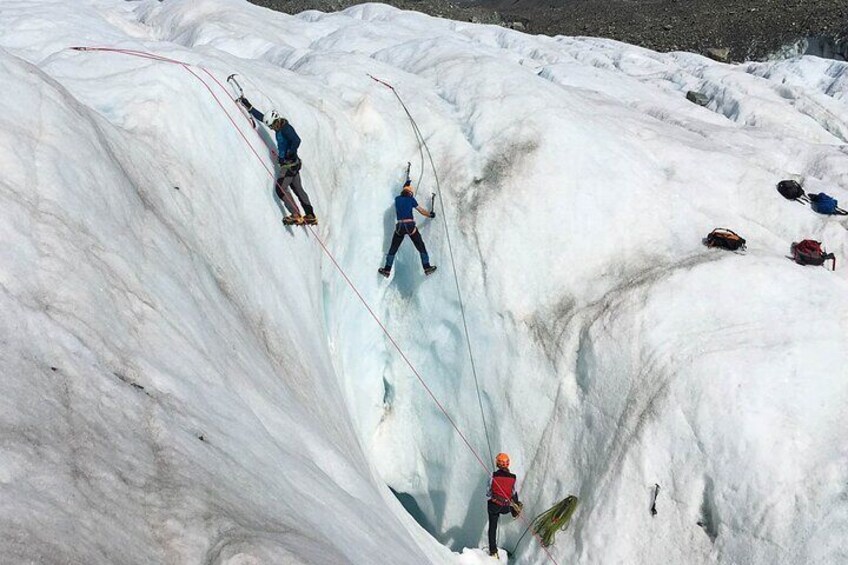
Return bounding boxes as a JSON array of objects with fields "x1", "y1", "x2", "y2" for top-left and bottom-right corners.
[
  {"x1": 306, "y1": 227, "x2": 489, "y2": 470},
  {"x1": 199, "y1": 68, "x2": 259, "y2": 131},
  {"x1": 69, "y1": 47, "x2": 300, "y2": 214},
  {"x1": 70, "y1": 46, "x2": 560, "y2": 564}
]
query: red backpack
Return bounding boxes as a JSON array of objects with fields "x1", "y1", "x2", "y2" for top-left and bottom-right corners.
[{"x1": 792, "y1": 240, "x2": 836, "y2": 271}]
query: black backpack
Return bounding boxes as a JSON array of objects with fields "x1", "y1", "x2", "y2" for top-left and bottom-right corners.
[
  {"x1": 777, "y1": 180, "x2": 804, "y2": 200},
  {"x1": 705, "y1": 228, "x2": 746, "y2": 251}
]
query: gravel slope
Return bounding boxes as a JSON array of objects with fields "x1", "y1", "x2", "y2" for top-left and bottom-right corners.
[{"x1": 248, "y1": 0, "x2": 848, "y2": 61}]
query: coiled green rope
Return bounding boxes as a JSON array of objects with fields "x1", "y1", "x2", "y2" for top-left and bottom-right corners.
[{"x1": 512, "y1": 496, "x2": 579, "y2": 552}]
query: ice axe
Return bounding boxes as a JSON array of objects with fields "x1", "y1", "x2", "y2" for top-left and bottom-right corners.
[
  {"x1": 650, "y1": 484, "x2": 660, "y2": 516},
  {"x1": 403, "y1": 162, "x2": 434, "y2": 214},
  {"x1": 227, "y1": 73, "x2": 245, "y2": 97},
  {"x1": 227, "y1": 73, "x2": 256, "y2": 129}
]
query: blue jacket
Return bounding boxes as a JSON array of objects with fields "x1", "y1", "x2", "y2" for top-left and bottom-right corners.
[
  {"x1": 395, "y1": 194, "x2": 419, "y2": 221},
  {"x1": 249, "y1": 108, "x2": 301, "y2": 160}
]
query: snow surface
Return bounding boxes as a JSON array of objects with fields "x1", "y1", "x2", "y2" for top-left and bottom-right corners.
[{"x1": 1, "y1": 0, "x2": 848, "y2": 564}]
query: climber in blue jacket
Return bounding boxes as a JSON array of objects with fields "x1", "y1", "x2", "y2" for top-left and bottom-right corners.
[
  {"x1": 379, "y1": 181, "x2": 437, "y2": 277},
  {"x1": 237, "y1": 96, "x2": 317, "y2": 225}
]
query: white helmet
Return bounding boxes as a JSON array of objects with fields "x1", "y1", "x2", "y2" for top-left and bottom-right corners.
[{"x1": 263, "y1": 110, "x2": 281, "y2": 127}]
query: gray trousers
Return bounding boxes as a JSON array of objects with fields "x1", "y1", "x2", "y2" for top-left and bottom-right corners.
[{"x1": 276, "y1": 172, "x2": 313, "y2": 216}]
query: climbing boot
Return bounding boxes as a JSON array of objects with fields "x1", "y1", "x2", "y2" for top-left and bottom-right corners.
[
  {"x1": 283, "y1": 214, "x2": 305, "y2": 226},
  {"x1": 303, "y1": 213, "x2": 318, "y2": 225},
  {"x1": 378, "y1": 267, "x2": 391, "y2": 278},
  {"x1": 424, "y1": 265, "x2": 437, "y2": 276}
]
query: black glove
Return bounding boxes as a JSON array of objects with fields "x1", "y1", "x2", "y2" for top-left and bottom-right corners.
[
  {"x1": 237, "y1": 96, "x2": 253, "y2": 110},
  {"x1": 429, "y1": 211, "x2": 436, "y2": 218}
]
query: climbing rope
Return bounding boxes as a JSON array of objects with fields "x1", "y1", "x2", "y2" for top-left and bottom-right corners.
[
  {"x1": 67, "y1": 47, "x2": 303, "y2": 214},
  {"x1": 368, "y1": 74, "x2": 495, "y2": 466},
  {"x1": 69, "y1": 47, "x2": 559, "y2": 564},
  {"x1": 368, "y1": 75, "x2": 425, "y2": 203},
  {"x1": 69, "y1": 45, "x2": 491, "y2": 469},
  {"x1": 367, "y1": 77, "x2": 571, "y2": 563},
  {"x1": 511, "y1": 496, "x2": 580, "y2": 553}
]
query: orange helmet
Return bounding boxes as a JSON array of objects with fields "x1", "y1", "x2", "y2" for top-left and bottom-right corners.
[{"x1": 495, "y1": 453, "x2": 510, "y2": 468}]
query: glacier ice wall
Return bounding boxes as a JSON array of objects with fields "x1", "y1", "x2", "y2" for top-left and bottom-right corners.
[{"x1": 1, "y1": 1, "x2": 847, "y2": 564}]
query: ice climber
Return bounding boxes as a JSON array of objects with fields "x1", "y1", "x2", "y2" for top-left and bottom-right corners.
[
  {"x1": 237, "y1": 96, "x2": 317, "y2": 225},
  {"x1": 378, "y1": 180, "x2": 437, "y2": 277},
  {"x1": 487, "y1": 452, "x2": 522, "y2": 557}
]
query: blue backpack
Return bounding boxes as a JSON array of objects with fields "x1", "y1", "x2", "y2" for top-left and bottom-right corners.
[{"x1": 809, "y1": 192, "x2": 838, "y2": 214}]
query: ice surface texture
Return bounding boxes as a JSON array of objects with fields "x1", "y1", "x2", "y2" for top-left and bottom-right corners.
[{"x1": 1, "y1": 1, "x2": 847, "y2": 564}]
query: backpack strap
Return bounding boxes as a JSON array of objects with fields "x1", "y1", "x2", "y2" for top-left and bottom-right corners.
[{"x1": 825, "y1": 253, "x2": 836, "y2": 271}]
